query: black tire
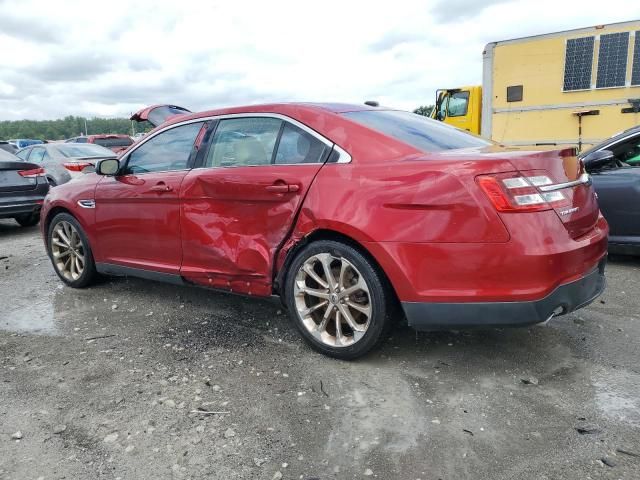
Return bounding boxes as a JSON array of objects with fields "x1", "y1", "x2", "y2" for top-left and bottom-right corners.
[
  {"x1": 284, "y1": 240, "x2": 393, "y2": 360},
  {"x1": 14, "y1": 213, "x2": 40, "y2": 227},
  {"x1": 47, "y1": 212, "x2": 97, "y2": 288}
]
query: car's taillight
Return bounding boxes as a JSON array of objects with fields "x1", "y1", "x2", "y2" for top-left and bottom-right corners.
[
  {"x1": 18, "y1": 167, "x2": 45, "y2": 178},
  {"x1": 63, "y1": 162, "x2": 93, "y2": 172},
  {"x1": 477, "y1": 172, "x2": 569, "y2": 212}
]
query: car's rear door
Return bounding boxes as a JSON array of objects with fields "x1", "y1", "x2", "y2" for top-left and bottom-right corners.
[
  {"x1": 179, "y1": 115, "x2": 334, "y2": 296},
  {"x1": 94, "y1": 121, "x2": 207, "y2": 274}
]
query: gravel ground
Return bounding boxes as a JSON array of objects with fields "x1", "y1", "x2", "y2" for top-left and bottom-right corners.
[{"x1": 1, "y1": 219, "x2": 639, "y2": 480}]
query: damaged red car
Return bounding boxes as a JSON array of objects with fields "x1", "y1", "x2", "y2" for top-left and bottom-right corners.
[{"x1": 41, "y1": 102, "x2": 608, "y2": 359}]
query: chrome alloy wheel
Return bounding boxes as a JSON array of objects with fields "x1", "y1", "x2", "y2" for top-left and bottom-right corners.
[
  {"x1": 293, "y1": 253, "x2": 372, "y2": 347},
  {"x1": 51, "y1": 221, "x2": 85, "y2": 281}
]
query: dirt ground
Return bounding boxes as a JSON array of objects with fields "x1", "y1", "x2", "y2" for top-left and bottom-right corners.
[{"x1": 1, "y1": 219, "x2": 639, "y2": 480}]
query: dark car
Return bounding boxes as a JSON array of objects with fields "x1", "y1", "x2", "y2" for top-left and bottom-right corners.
[
  {"x1": 40, "y1": 102, "x2": 607, "y2": 359},
  {"x1": 0, "y1": 141, "x2": 18, "y2": 154},
  {"x1": 580, "y1": 126, "x2": 640, "y2": 254},
  {"x1": 16, "y1": 143, "x2": 117, "y2": 186},
  {"x1": 0, "y1": 149, "x2": 49, "y2": 227},
  {"x1": 65, "y1": 134, "x2": 133, "y2": 154}
]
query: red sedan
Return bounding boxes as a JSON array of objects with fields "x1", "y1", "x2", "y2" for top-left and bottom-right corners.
[{"x1": 40, "y1": 103, "x2": 608, "y2": 359}]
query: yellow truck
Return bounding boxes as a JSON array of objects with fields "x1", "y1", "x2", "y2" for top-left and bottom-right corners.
[{"x1": 432, "y1": 20, "x2": 640, "y2": 151}]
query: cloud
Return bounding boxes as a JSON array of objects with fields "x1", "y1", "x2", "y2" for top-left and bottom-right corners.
[
  {"x1": 429, "y1": 0, "x2": 513, "y2": 22},
  {"x1": 0, "y1": 12, "x2": 61, "y2": 44},
  {"x1": 0, "y1": 0, "x2": 638, "y2": 121}
]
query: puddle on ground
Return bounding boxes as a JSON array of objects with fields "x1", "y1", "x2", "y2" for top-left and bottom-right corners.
[
  {"x1": 592, "y1": 367, "x2": 640, "y2": 427},
  {"x1": 2, "y1": 291, "x2": 57, "y2": 334}
]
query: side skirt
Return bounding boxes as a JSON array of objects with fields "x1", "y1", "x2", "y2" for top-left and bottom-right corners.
[
  {"x1": 96, "y1": 263, "x2": 185, "y2": 285},
  {"x1": 95, "y1": 262, "x2": 283, "y2": 304}
]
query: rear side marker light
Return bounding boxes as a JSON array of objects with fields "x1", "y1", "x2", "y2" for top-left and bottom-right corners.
[
  {"x1": 477, "y1": 172, "x2": 569, "y2": 212},
  {"x1": 18, "y1": 168, "x2": 45, "y2": 178}
]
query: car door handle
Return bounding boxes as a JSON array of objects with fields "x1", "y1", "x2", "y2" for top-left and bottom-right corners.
[
  {"x1": 149, "y1": 183, "x2": 173, "y2": 193},
  {"x1": 265, "y1": 183, "x2": 300, "y2": 193}
]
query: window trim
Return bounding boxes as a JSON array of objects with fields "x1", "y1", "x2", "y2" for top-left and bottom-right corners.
[
  {"x1": 123, "y1": 113, "x2": 351, "y2": 174},
  {"x1": 120, "y1": 121, "x2": 207, "y2": 176}
]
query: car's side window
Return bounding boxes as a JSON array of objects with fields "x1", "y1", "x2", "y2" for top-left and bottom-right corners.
[
  {"x1": 274, "y1": 123, "x2": 329, "y2": 164},
  {"x1": 447, "y1": 91, "x2": 470, "y2": 117},
  {"x1": 16, "y1": 149, "x2": 31, "y2": 161},
  {"x1": 29, "y1": 148, "x2": 45, "y2": 163},
  {"x1": 609, "y1": 136, "x2": 640, "y2": 166},
  {"x1": 124, "y1": 122, "x2": 204, "y2": 175},
  {"x1": 76, "y1": 137, "x2": 88, "y2": 144},
  {"x1": 205, "y1": 117, "x2": 282, "y2": 168}
]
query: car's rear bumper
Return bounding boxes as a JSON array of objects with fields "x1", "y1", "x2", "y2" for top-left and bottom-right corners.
[
  {"x1": 0, "y1": 191, "x2": 47, "y2": 219},
  {"x1": 403, "y1": 258, "x2": 606, "y2": 330}
]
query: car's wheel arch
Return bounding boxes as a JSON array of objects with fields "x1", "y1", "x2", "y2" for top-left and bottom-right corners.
[{"x1": 275, "y1": 228, "x2": 401, "y2": 312}]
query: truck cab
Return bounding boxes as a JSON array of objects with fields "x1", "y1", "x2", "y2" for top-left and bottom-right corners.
[{"x1": 430, "y1": 85, "x2": 482, "y2": 135}]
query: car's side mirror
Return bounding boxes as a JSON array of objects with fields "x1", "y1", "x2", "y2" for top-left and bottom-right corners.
[
  {"x1": 436, "y1": 111, "x2": 446, "y2": 121},
  {"x1": 96, "y1": 158, "x2": 120, "y2": 176},
  {"x1": 582, "y1": 149, "x2": 615, "y2": 171}
]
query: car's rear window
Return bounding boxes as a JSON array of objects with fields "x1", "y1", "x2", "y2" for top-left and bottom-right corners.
[
  {"x1": 93, "y1": 137, "x2": 133, "y2": 148},
  {"x1": 55, "y1": 144, "x2": 116, "y2": 158},
  {"x1": 343, "y1": 110, "x2": 491, "y2": 152}
]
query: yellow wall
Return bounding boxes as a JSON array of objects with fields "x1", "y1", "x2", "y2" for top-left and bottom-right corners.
[{"x1": 489, "y1": 21, "x2": 640, "y2": 148}]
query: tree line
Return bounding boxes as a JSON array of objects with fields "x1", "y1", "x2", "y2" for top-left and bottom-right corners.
[
  {"x1": 0, "y1": 116, "x2": 154, "y2": 141},
  {"x1": 1, "y1": 107, "x2": 435, "y2": 142}
]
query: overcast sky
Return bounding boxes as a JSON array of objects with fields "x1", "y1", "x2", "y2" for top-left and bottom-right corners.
[{"x1": 0, "y1": 0, "x2": 638, "y2": 120}]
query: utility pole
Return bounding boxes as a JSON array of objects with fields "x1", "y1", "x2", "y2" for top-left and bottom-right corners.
[{"x1": 84, "y1": 118, "x2": 89, "y2": 136}]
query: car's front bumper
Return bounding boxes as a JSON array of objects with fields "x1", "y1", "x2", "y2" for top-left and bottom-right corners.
[{"x1": 402, "y1": 258, "x2": 606, "y2": 330}]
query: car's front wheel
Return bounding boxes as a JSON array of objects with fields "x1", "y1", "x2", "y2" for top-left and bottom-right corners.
[
  {"x1": 48, "y1": 213, "x2": 97, "y2": 288},
  {"x1": 284, "y1": 240, "x2": 393, "y2": 360}
]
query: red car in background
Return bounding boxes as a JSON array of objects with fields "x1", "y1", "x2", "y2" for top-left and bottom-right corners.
[
  {"x1": 41, "y1": 102, "x2": 607, "y2": 359},
  {"x1": 65, "y1": 134, "x2": 133, "y2": 154}
]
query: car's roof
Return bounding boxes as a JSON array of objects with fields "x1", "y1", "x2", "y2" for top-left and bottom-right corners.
[
  {"x1": 163, "y1": 102, "x2": 381, "y2": 127},
  {"x1": 88, "y1": 134, "x2": 131, "y2": 139}
]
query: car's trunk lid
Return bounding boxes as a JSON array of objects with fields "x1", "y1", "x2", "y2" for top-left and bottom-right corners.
[
  {"x1": 0, "y1": 161, "x2": 41, "y2": 192},
  {"x1": 505, "y1": 147, "x2": 599, "y2": 238},
  {"x1": 130, "y1": 104, "x2": 191, "y2": 127}
]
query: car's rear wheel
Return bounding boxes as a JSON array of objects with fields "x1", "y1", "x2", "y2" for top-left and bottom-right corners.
[
  {"x1": 284, "y1": 240, "x2": 393, "y2": 360},
  {"x1": 14, "y1": 213, "x2": 40, "y2": 227},
  {"x1": 48, "y1": 213, "x2": 97, "y2": 288}
]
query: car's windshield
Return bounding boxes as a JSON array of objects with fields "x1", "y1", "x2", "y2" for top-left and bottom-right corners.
[
  {"x1": 343, "y1": 110, "x2": 491, "y2": 152},
  {"x1": 93, "y1": 137, "x2": 133, "y2": 148},
  {"x1": 55, "y1": 144, "x2": 116, "y2": 158}
]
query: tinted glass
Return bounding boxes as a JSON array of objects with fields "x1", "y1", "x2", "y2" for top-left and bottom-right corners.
[
  {"x1": 206, "y1": 117, "x2": 282, "y2": 167},
  {"x1": 275, "y1": 123, "x2": 328, "y2": 164},
  {"x1": 76, "y1": 137, "x2": 88, "y2": 143},
  {"x1": 343, "y1": 110, "x2": 491, "y2": 152},
  {"x1": 447, "y1": 91, "x2": 469, "y2": 117},
  {"x1": 0, "y1": 143, "x2": 17, "y2": 154},
  {"x1": 93, "y1": 137, "x2": 133, "y2": 148},
  {"x1": 29, "y1": 148, "x2": 45, "y2": 163},
  {"x1": 55, "y1": 144, "x2": 115, "y2": 158},
  {"x1": 609, "y1": 135, "x2": 640, "y2": 166},
  {"x1": 125, "y1": 122, "x2": 203, "y2": 174}
]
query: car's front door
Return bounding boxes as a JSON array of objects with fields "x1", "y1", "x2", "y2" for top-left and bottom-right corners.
[
  {"x1": 179, "y1": 116, "x2": 334, "y2": 296},
  {"x1": 94, "y1": 121, "x2": 206, "y2": 274},
  {"x1": 591, "y1": 134, "x2": 640, "y2": 241}
]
